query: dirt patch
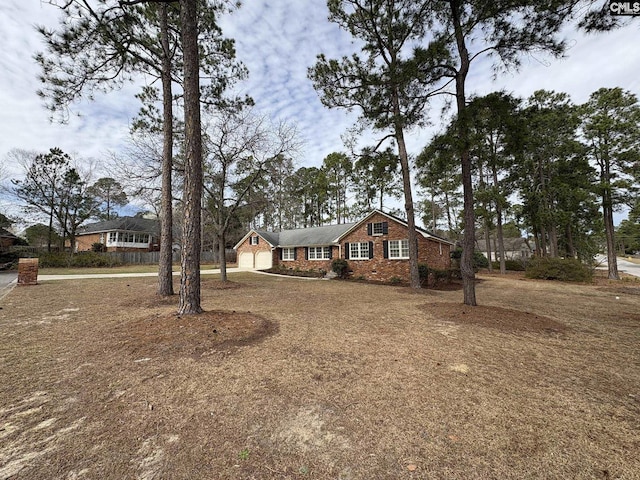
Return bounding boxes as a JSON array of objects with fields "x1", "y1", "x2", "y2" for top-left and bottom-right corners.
[
  {"x1": 421, "y1": 302, "x2": 568, "y2": 334},
  {"x1": 111, "y1": 310, "x2": 277, "y2": 359}
]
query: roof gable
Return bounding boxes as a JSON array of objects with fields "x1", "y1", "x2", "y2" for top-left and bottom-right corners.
[
  {"x1": 336, "y1": 209, "x2": 454, "y2": 245},
  {"x1": 0, "y1": 228, "x2": 18, "y2": 239},
  {"x1": 234, "y1": 223, "x2": 356, "y2": 250}
]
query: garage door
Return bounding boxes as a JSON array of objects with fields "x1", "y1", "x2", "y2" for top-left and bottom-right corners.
[
  {"x1": 255, "y1": 251, "x2": 272, "y2": 270},
  {"x1": 238, "y1": 252, "x2": 254, "y2": 269}
]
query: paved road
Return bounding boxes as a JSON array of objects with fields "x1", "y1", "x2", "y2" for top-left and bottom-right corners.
[
  {"x1": 596, "y1": 255, "x2": 640, "y2": 278},
  {"x1": 0, "y1": 272, "x2": 18, "y2": 300}
]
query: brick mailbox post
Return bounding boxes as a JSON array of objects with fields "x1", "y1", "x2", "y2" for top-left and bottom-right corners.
[{"x1": 17, "y1": 258, "x2": 38, "y2": 286}]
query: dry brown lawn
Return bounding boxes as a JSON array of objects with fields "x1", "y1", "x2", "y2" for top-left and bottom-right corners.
[{"x1": 0, "y1": 272, "x2": 639, "y2": 479}]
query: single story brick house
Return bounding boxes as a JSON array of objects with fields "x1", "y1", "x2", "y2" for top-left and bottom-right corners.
[
  {"x1": 75, "y1": 217, "x2": 159, "y2": 252},
  {"x1": 234, "y1": 210, "x2": 454, "y2": 282}
]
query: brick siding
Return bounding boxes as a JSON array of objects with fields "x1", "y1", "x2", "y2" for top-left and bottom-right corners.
[
  {"x1": 341, "y1": 212, "x2": 451, "y2": 282},
  {"x1": 275, "y1": 246, "x2": 338, "y2": 273},
  {"x1": 76, "y1": 233, "x2": 102, "y2": 251},
  {"x1": 236, "y1": 236, "x2": 275, "y2": 268}
]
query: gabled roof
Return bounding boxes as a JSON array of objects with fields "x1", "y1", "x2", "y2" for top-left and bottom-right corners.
[
  {"x1": 234, "y1": 209, "x2": 455, "y2": 250},
  {"x1": 278, "y1": 223, "x2": 357, "y2": 247},
  {"x1": 0, "y1": 228, "x2": 18, "y2": 239},
  {"x1": 78, "y1": 216, "x2": 159, "y2": 235},
  {"x1": 336, "y1": 209, "x2": 455, "y2": 245},
  {"x1": 234, "y1": 223, "x2": 356, "y2": 249}
]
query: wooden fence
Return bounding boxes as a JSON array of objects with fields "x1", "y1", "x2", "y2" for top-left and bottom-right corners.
[
  {"x1": 7, "y1": 246, "x2": 237, "y2": 265},
  {"x1": 104, "y1": 249, "x2": 237, "y2": 265}
]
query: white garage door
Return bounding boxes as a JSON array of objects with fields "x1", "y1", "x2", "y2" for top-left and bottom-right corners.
[
  {"x1": 255, "y1": 251, "x2": 273, "y2": 270},
  {"x1": 238, "y1": 252, "x2": 254, "y2": 269}
]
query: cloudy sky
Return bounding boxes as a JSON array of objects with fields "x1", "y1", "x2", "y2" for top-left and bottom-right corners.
[{"x1": 0, "y1": 1, "x2": 638, "y2": 220}]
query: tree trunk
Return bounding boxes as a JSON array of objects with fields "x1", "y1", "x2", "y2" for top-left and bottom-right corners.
[
  {"x1": 539, "y1": 224, "x2": 548, "y2": 257},
  {"x1": 393, "y1": 95, "x2": 420, "y2": 289},
  {"x1": 218, "y1": 230, "x2": 227, "y2": 282},
  {"x1": 495, "y1": 210, "x2": 506, "y2": 274},
  {"x1": 599, "y1": 154, "x2": 619, "y2": 279},
  {"x1": 158, "y1": 2, "x2": 174, "y2": 297},
  {"x1": 484, "y1": 227, "x2": 492, "y2": 272},
  {"x1": 491, "y1": 165, "x2": 506, "y2": 274},
  {"x1": 566, "y1": 223, "x2": 576, "y2": 259},
  {"x1": 533, "y1": 227, "x2": 541, "y2": 256},
  {"x1": 603, "y1": 189, "x2": 619, "y2": 280},
  {"x1": 549, "y1": 223, "x2": 559, "y2": 258},
  {"x1": 178, "y1": 0, "x2": 203, "y2": 315},
  {"x1": 451, "y1": 0, "x2": 476, "y2": 305},
  {"x1": 444, "y1": 191, "x2": 454, "y2": 235}
]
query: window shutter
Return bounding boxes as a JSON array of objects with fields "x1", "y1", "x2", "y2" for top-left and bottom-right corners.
[
  {"x1": 329, "y1": 247, "x2": 333, "y2": 259},
  {"x1": 383, "y1": 240, "x2": 389, "y2": 259},
  {"x1": 382, "y1": 222, "x2": 388, "y2": 234},
  {"x1": 368, "y1": 241, "x2": 374, "y2": 259},
  {"x1": 305, "y1": 247, "x2": 309, "y2": 260},
  {"x1": 367, "y1": 223, "x2": 372, "y2": 235},
  {"x1": 344, "y1": 243, "x2": 350, "y2": 259},
  {"x1": 279, "y1": 248, "x2": 283, "y2": 260},
  {"x1": 256, "y1": 236, "x2": 259, "y2": 244},
  {"x1": 294, "y1": 248, "x2": 298, "y2": 260}
]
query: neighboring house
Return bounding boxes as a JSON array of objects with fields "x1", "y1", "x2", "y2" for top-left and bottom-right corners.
[
  {"x1": 0, "y1": 228, "x2": 19, "y2": 251},
  {"x1": 75, "y1": 217, "x2": 160, "y2": 252},
  {"x1": 476, "y1": 237, "x2": 533, "y2": 261},
  {"x1": 234, "y1": 210, "x2": 454, "y2": 282}
]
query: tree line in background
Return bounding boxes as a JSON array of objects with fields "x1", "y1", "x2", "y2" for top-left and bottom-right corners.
[
  {"x1": 6, "y1": 84, "x2": 639, "y2": 277},
  {"x1": 7, "y1": 147, "x2": 128, "y2": 252},
  {"x1": 418, "y1": 88, "x2": 640, "y2": 278},
  {"x1": 2, "y1": 0, "x2": 638, "y2": 313}
]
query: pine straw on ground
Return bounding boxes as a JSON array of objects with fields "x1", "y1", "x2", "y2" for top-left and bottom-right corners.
[{"x1": 0, "y1": 272, "x2": 639, "y2": 479}]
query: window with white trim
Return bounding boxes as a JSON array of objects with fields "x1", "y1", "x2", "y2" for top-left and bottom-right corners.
[
  {"x1": 349, "y1": 242, "x2": 370, "y2": 260},
  {"x1": 106, "y1": 232, "x2": 150, "y2": 246},
  {"x1": 389, "y1": 239, "x2": 409, "y2": 259},
  {"x1": 282, "y1": 248, "x2": 295, "y2": 261},
  {"x1": 372, "y1": 222, "x2": 385, "y2": 235},
  {"x1": 249, "y1": 236, "x2": 259, "y2": 245},
  {"x1": 308, "y1": 246, "x2": 331, "y2": 260}
]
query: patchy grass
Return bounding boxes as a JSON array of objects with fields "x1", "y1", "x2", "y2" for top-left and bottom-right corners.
[{"x1": 1, "y1": 273, "x2": 639, "y2": 479}]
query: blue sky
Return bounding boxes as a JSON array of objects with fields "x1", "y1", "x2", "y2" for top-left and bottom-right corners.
[{"x1": 0, "y1": 1, "x2": 638, "y2": 223}]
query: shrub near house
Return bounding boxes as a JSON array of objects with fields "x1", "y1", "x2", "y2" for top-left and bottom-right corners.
[{"x1": 235, "y1": 210, "x2": 453, "y2": 282}]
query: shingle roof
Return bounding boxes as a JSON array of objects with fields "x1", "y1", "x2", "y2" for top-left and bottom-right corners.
[
  {"x1": 255, "y1": 223, "x2": 357, "y2": 247},
  {"x1": 235, "y1": 209, "x2": 455, "y2": 250},
  {"x1": 78, "y1": 217, "x2": 159, "y2": 235},
  {"x1": 0, "y1": 228, "x2": 18, "y2": 239}
]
